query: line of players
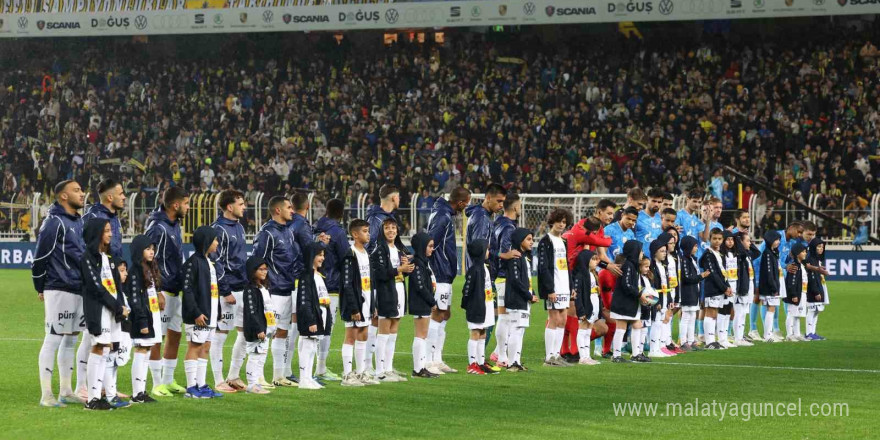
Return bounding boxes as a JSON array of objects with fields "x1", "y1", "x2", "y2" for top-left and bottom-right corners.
[{"x1": 33, "y1": 180, "x2": 831, "y2": 409}]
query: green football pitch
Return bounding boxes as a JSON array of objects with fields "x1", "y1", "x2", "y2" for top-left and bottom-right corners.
[{"x1": 1, "y1": 269, "x2": 878, "y2": 439}]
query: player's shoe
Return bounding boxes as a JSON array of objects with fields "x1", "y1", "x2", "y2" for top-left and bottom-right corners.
[
  {"x1": 184, "y1": 386, "x2": 203, "y2": 399},
  {"x1": 259, "y1": 378, "x2": 277, "y2": 389},
  {"x1": 389, "y1": 371, "x2": 408, "y2": 382},
  {"x1": 108, "y1": 397, "x2": 131, "y2": 409},
  {"x1": 437, "y1": 363, "x2": 458, "y2": 373},
  {"x1": 166, "y1": 381, "x2": 187, "y2": 394},
  {"x1": 298, "y1": 379, "x2": 324, "y2": 390},
  {"x1": 612, "y1": 356, "x2": 630, "y2": 363},
  {"x1": 39, "y1": 396, "x2": 66, "y2": 408},
  {"x1": 227, "y1": 378, "x2": 246, "y2": 390},
  {"x1": 785, "y1": 335, "x2": 800, "y2": 342},
  {"x1": 59, "y1": 392, "x2": 85, "y2": 404},
  {"x1": 735, "y1": 339, "x2": 754, "y2": 347},
  {"x1": 151, "y1": 384, "x2": 173, "y2": 398},
  {"x1": 413, "y1": 368, "x2": 439, "y2": 378},
  {"x1": 812, "y1": 333, "x2": 826, "y2": 340},
  {"x1": 660, "y1": 346, "x2": 677, "y2": 356},
  {"x1": 378, "y1": 372, "x2": 400, "y2": 383},
  {"x1": 480, "y1": 363, "x2": 500, "y2": 375},
  {"x1": 285, "y1": 374, "x2": 300, "y2": 384},
  {"x1": 200, "y1": 385, "x2": 223, "y2": 398},
  {"x1": 578, "y1": 357, "x2": 600, "y2": 365},
  {"x1": 83, "y1": 398, "x2": 112, "y2": 411},
  {"x1": 131, "y1": 392, "x2": 157, "y2": 403},
  {"x1": 467, "y1": 363, "x2": 486, "y2": 375},
  {"x1": 506, "y1": 363, "x2": 524, "y2": 372},
  {"x1": 273, "y1": 378, "x2": 297, "y2": 387},
  {"x1": 215, "y1": 382, "x2": 237, "y2": 393},
  {"x1": 246, "y1": 384, "x2": 271, "y2": 394},
  {"x1": 357, "y1": 373, "x2": 381, "y2": 385},
  {"x1": 116, "y1": 391, "x2": 130, "y2": 399},
  {"x1": 341, "y1": 373, "x2": 365, "y2": 386},
  {"x1": 747, "y1": 330, "x2": 761, "y2": 341},
  {"x1": 425, "y1": 362, "x2": 445, "y2": 375},
  {"x1": 650, "y1": 350, "x2": 670, "y2": 358},
  {"x1": 631, "y1": 353, "x2": 652, "y2": 363},
  {"x1": 316, "y1": 370, "x2": 342, "y2": 382}
]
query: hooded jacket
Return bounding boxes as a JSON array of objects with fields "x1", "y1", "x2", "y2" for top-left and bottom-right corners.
[
  {"x1": 83, "y1": 202, "x2": 123, "y2": 259},
  {"x1": 182, "y1": 226, "x2": 218, "y2": 325},
  {"x1": 537, "y1": 233, "x2": 571, "y2": 300},
  {"x1": 759, "y1": 231, "x2": 782, "y2": 297},
  {"x1": 427, "y1": 197, "x2": 458, "y2": 284},
  {"x1": 125, "y1": 235, "x2": 158, "y2": 339},
  {"x1": 572, "y1": 250, "x2": 599, "y2": 319},
  {"x1": 371, "y1": 233, "x2": 407, "y2": 318},
  {"x1": 465, "y1": 204, "x2": 493, "y2": 271},
  {"x1": 242, "y1": 256, "x2": 270, "y2": 342},
  {"x1": 408, "y1": 232, "x2": 438, "y2": 316},
  {"x1": 145, "y1": 205, "x2": 184, "y2": 295},
  {"x1": 288, "y1": 213, "x2": 311, "y2": 278},
  {"x1": 314, "y1": 216, "x2": 350, "y2": 293},
  {"x1": 649, "y1": 236, "x2": 672, "y2": 309},
  {"x1": 211, "y1": 214, "x2": 247, "y2": 295},
  {"x1": 735, "y1": 234, "x2": 760, "y2": 297},
  {"x1": 366, "y1": 204, "x2": 405, "y2": 254},
  {"x1": 784, "y1": 243, "x2": 807, "y2": 304},
  {"x1": 252, "y1": 219, "x2": 300, "y2": 296},
  {"x1": 489, "y1": 215, "x2": 517, "y2": 279},
  {"x1": 80, "y1": 218, "x2": 125, "y2": 337},
  {"x1": 610, "y1": 240, "x2": 643, "y2": 317},
  {"x1": 339, "y1": 245, "x2": 372, "y2": 322},
  {"x1": 699, "y1": 242, "x2": 729, "y2": 299},
  {"x1": 297, "y1": 242, "x2": 332, "y2": 336},
  {"x1": 504, "y1": 228, "x2": 534, "y2": 311},
  {"x1": 806, "y1": 237, "x2": 826, "y2": 302},
  {"x1": 679, "y1": 236, "x2": 703, "y2": 307},
  {"x1": 32, "y1": 202, "x2": 85, "y2": 294},
  {"x1": 460, "y1": 240, "x2": 492, "y2": 324}
]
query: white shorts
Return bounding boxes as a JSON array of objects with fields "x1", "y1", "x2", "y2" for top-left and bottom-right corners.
[
  {"x1": 495, "y1": 281, "x2": 506, "y2": 308},
  {"x1": 787, "y1": 302, "x2": 806, "y2": 318},
  {"x1": 507, "y1": 308, "x2": 531, "y2": 328},
  {"x1": 734, "y1": 294, "x2": 754, "y2": 305},
  {"x1": 161, "y1": 293, "x2": 183, "y2": 334},
  {"x1": 610, "y1": 307, "x2": 641, "y2": 322},
  {"x1": 92, "y1": 308, "x2": 123, "y2": 346},
  {"x1": 246, "y1": 339, "x2": 269, "y2": 355},
  {"x1": 681, "y1": 305, "x2": 700, "y2": 312},
  {"x1": 344, "y1": 293, "x2": 372, "y2": 328},
  {"x1": 808, "y1": 303, "x2": 825, "y2": 312},
  {"x1": 44, "y1": 290, "x2": 85, "y2": 334},
  {"x1": 435, "y1": 283, "x2": 452, "y2": 311},
  {"x1": 760, "y1": 296, "x2": 781, "y2": 307},
  {"x1": 270, "y1": 293, "x2": 294, "y2": 331},
  {"x1": 588, "y1": 295, "x2": 600, "y2": 323},
  {"x1": 379, "y1": 284, "x2": 406, "y2": 319},
  {"x1": 545, "y1": 293, "x2": 570, "y2": 311},
  {"x1": 704, "y1": 295, "x2": 725, "y2": 309},
  {"x1": 467, "y1": 301, "x2": 495, "y2": 330},
  {"x1": 115, "y1": 333, "x2": 133, "y2": 366},
  {"x1": 217, "y1": 290, "x2": 243, "y2": 331},
  {"x1": 185, "y1": 324, "x2": 216, "y2": 344}
]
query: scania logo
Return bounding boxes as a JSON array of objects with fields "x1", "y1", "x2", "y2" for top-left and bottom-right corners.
[
  {"x1": 288, "y1": 15, "x2": 330, "y2": 23},
  {"x1": 659, "y1": 0, "x2": 674, "y2": 14},
  {"x1": 134, "y1": 15, "x2": 147, "y2": 30},
  {"x1": 385, "y1": 8, "x2": 399, "y2": 24},
  {"x1": 545, "y1": 5, "x2": 556, "y2": 15},
  {"x1": 262, "y1": 10, "x2": 273, "y2": 23},
  {"x1": 523, "y1": 1, "x2": 536, "y2": 15},
  {"x1": 18, "y1": 16, "x2": 27, "y2": 29}
]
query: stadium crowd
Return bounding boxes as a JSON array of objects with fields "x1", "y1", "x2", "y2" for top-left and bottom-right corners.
[{"x1": 1, "y1": 22, "x2": 879, "y2": 237}]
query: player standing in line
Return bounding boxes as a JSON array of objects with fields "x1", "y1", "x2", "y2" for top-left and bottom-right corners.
[
  {"x1": 426, "y1": 187, "x2": 471, "y2": 374},
  {"x1": 408, "y1": 233, "x2": 440, "y2": 378},
  {"x1": 145, "y1": 187, "x2": 190, "y2": 396},
  {"x1": 252, "y1": 196, "x2": 299, "y2": 388},
  {"x1": 634, "y1": 188, "x2": 664, "y2": 250},
  {"x1": 612, "y1": 188, "x2": 647, "y2": 223},
  {"x1": 339, "y1": 219, "x2": 380, "y2": 386},
  {"x1": 313, "y1": 199, "x2": 349, "y2": 382},
  {"x1": 759, "y1": 231, "x2": 784, "y2": 343},
  {"x1": 488, "y1": 194, "x2": 522, "y2": 368},
  {"x1": 33, "y1": 180, "x2": 87, "y2": 407},
  {"x1": 181, "y1": 226, "x2": 222, "y2": 399},
  {"x1": 209, "y1": 190, "x2": 248, "y2": 393},
  {"x1": 537, "y1": 208, "x2": 575, "y2": 367},
  {"x1": 125, "y1": 235, "x2": 162, "y2": 403}
]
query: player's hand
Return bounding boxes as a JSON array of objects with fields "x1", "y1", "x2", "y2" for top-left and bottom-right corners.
[
  {"x1": 530, "y1": 294, "x2": 539, "y2": 303},
  {"x1": 140, "y1": 327, "x2": 150, "y2": 335},
  {"x1": 815, "y1": 295, "x2": 822, "y2": 301},
  {"x1": 401, "y1": 262, "x2": 414, "y2": 274},
  {"x1": 701, "y1": 270, "x2": 711, "y2": 278},
  {"x1": 196, "y1": 314, "x2": 207, "y2": 326},
  {"x1": 820, "y1": 267, "x2": 829, "y2": 276},
  {"x1": 308, "y1": 325, "x2": 317, "y2": 333},
  {"x1": 431, "y1": 305, "x2": 439, "y2": 313},
  {"x1": 318, "y1": 233, "x2": 330, "y2": 245},
  {"x1": 38, "y1": 293, "x2": 44, "y2": 302},
  {"x1": 548, "y1": 293, "x2": 557, "y2": 302},
  {"x1": 792, "y1": 297, "x2": 799, "y2": 304},
  {"x1": 158, "y1": 292, "x2": 166, "y2": 311},
  {"x1": 787, "y1": 263, "x2": 798, "y2": 274},
  {"x1": 639, "y1": 297, "x2": 650, "y2": 306},
  {"x1": 607, "y1": 263, "x2": 623, "y2": 276},
  {"x1": 224, "y1": 294, "x2": 236, "y2": 305},
  {"x1": 571, "y1": 289, "x2": 577, "y2": 299},
  {"x1": 725, "y1": 288, "x2": 733, "y2": 297},
  {"x1": 122, "y1": 307, "x2": 130, "y2": 318},
  {"x1": 352, "y1": 312, "x2": 362, "y2": 321},
  {"x1": 257, "y1": 332, "x2": 266, "y2": 340}
]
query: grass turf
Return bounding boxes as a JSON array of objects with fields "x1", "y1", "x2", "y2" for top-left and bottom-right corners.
[{"x1": 0, "y1": 269, "x2": 878, "y2": 439}]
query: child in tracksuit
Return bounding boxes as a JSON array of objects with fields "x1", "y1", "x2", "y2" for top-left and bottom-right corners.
[
  {"x1": 181, "y1": 226, "x2": 221, "y2": 399},
  {"x1": 732, "y1": 232, "x2": 759, "y2": 346},
  {"x1": 125, "y1": 235, "x2": 162, "y2": 403},
  {"x1": 718, "y1": 230, "x2": 737, "y2": 348},
  {"x1": 699, "y1": 228, "x2": 731, "y2": 350},
  {"x1": 805, "y1": 238, "x2": 827, "y2": 340},
  {"x1": 572, "y1": 249, "x2": 602, "y2": 365},
  {"x1": 297, "y1": 242, "x2": 333, "y2": 390},
  {"x1": 461, "y1": 240, "x2": 497, "y2": 375},
  {"x1": 609, "y1": 241, "x2": 648, "y2": 363},
  {"x1": 784, "y1": 244, "x2": 809, "y2": 342},
  {"x1": 678, "y1": 236, "x2": 709, "y2": 351},
  {"x1": 242, "y1": 256, "x2": 275, "y2": 394},
  {"x1": 648, "y1": 235, "x2": 672, "y2": 358},
  {"x1": 759, "y1": 231, "x2": 783, "y2": 343},
  {"x1": 504, "y1": 228, "x2": 538, "y2": 372}
]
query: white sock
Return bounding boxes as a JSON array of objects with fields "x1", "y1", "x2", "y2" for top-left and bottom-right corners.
[
  {"x1": 412, "y1": 338, "x2": 424, "y2": 372},
  {"x1": 554, "y1": 328, "x2": 565, "y2": 358},
  {"x1": 196, "y1": 358, "x2": 208, "y2": 387},
  {"x1": 285, "y1": 326, "x2": 299, "y2": 377},
  {"x1": 427, "y1": 320, "x2": 440, "y2": 363},
  {"x1": 298, "y1": 338, "x2": 317, "y2": 383},
  {"x1": 227, "y1": 332, "x2": 247, "y2": 381},
  {"x1": 87, "y1": 350, "x2": 106, "y2": 402},
  {"x1": 386, "y1": 333, "x2": 398, "y2": 373},
  {"x1": 58, "y1": 334, "x2": 77, "y2": 396},
  {"x1": 764, "y1": 310, "x2": 775, "y2": 340},
  {"x1": 103, "y1": 350, "x2": 118, "y2": 399},
  {"x1": 246, "y1": 353, "x2": 266, "y2": 387},
  {"x1": 342, "y1": 343, "x2": 354, "y2": 375},
  {"x1": 210, "y1": 332, "x2": 228, "y2": 386},
  {"x1": 376, "y1": 334, "x2": 389, "y2": 374},
  {"x1": 38, "y1": 334, "x2": 63, "y2": 399},
  {"x1": 704, "y1": 316, "x2": 716, "y2": 345},
  {"x1": 354, "y1": 340, "x2": 367, "y2": 374},
  {"x1": 663, "y1": 320, "x2": 673, "y2": 346},
  {"x1": 271, "y1": 337, "x2": 287, "y2": 381},
  {"x1": 631, "y1": 327, "x2": 643, "y2": 356},
  {"x1": 366, "y1": 325, "x2": 378, "y2": 370},
  {"x1": 75, "y1": 334, "x2": 90, "y2": 392},
  {"x1": 679, "y1": 312, "x2": 690, "y2": 345},
  {"x1": 544, "y1": 327, "x2": 554, "y2": 361},
  {"x1": 794, "y1": 317, "x2": 803, "y2": 337},
  {"x1": 650, "y1": 320, "x2": 662, "y2": 354},
  {"x1": 477, "y1": 338, "x2": 486, "y2": 365},
  {"x1": 813, "y1": 313, "x2": 820, "y2": 335},
  {"x1": 132, "y1": 352, "x2": 148, "y2": 396},
  {"x1": 436, "y1": 321, "x2": 448, "y2": 364},
  {"x1": 467, "y1": 339, "x2": 478, "y2": 365},
  {"x1": 642, "y1": 324, "x2": 650, "y2": 348},
  {"x1": 184, "y1": 359, "x2": 198, "y2": 388},
  {"x1": 317, "y1": 334, "x2": 331, "y2": 375},
  {"x1": 162, "y1": 358, "x2": 178, "y2": 385},
  {"x1": 510, "y1": 327, "x2": 525, "y2": 365},
  {"x1": 687, "y1": 311, "x2": 697, "y2": 343},
  {"x1": 149, "y1": 359, "x2": 163, "y2": 388},
  {"x1": 717, "y1": 314, "x2": 729, "y2": 343},
  {"x1": 612, "y1": 327, "x2": 626, "y2": 357},
  {"x1": 495, "y1": 315, "x2": 509, "y2": 364},
  {"x1": 577, "y1": 329, "x2": 591, "y2": 360}
]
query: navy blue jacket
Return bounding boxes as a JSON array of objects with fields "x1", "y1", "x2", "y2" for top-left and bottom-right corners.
[
  {"x1": 427, "y1": 197, "x2": 458, "y2": 284},
  {"x1": 182, "y1": 226, "x2": 219, "y2": 325},
  {"x1": 211, "y1": 215, "x2": 248, "y2": 294},
  {"x1": 464, "y1": 204, "x2": 492, "y2": 271},
  {"x1": 699, "y1": 250, "x2": 728, "y2": 299},
  {"x1": 460, "y1": 240, "x2": 491, "y2": 324},
  {"x1": 81, "y1": 218, "x2": 125, "y2": 336},
  {"x1": 253, "y1": 219, "x2": 299, "y2": 296},
  {"x1": 145, "y1": 205, "x2": 184, "y2": 294},
  {"x1": 314, "y1": 216, "x2": 350, "y2": 293},
  {"x1": 82, "y1": 203, "x2": 123, "y2": 259},
  {"x1": 32, "y1": 203, "x2": 85, "y2": 294},
  {"x1": 759, "y1": 231, "x2": 782, "y2": 297},
  {"x1": 366, "y1": 204, "x2": 405, "y2": 254},
  {"x1": 288, "y1": 213, "x2": 312, "y2": 279},
  {"x1": 489, "y1": 216, "x2": 516, "y2": 279}
]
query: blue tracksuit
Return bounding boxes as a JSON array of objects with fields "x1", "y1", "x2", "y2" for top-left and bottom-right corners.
[
  {"x1": 603, "y1": 221, "x2": 634, "y2": 261},
  {"x1": 32, "y1": 203, "x2": 85, "y2": 294},
  {"x1": 489, "y1": 216, "x2": 517, "y2": 279},
  {"x1": 697, "y1": 220, "x2": 723, "y2": 259},
  {"x1": 427, "y1": 197, "x2": 458, "y2": 284},
  {"x1": 253, "y1": 219, "x2": 300, "y2": 296},
  {"x1": 82, "y1": 203, "x2": 123, "y2": 259},
  {"x1": 145, "y1": 205, "x2": 184, "y2": 294},
  {"x1": 287, "y1": 213, "x2": 312, "y2": 279},
  {"x1": 366, "y1": 204, "x2": 403, "y2": 254},
  {"x1": 464, "y1": 204, "x2": 492, "y2": 271},
  {"x1": 211, "y1": 215, "x2": 248, "y2": 294},
  {"x1": 314, "y1": 216, "x2": 350, "y2": 293},
  {"x1": 634, "y1": 210, "x2": 662, "y2": 250}
]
